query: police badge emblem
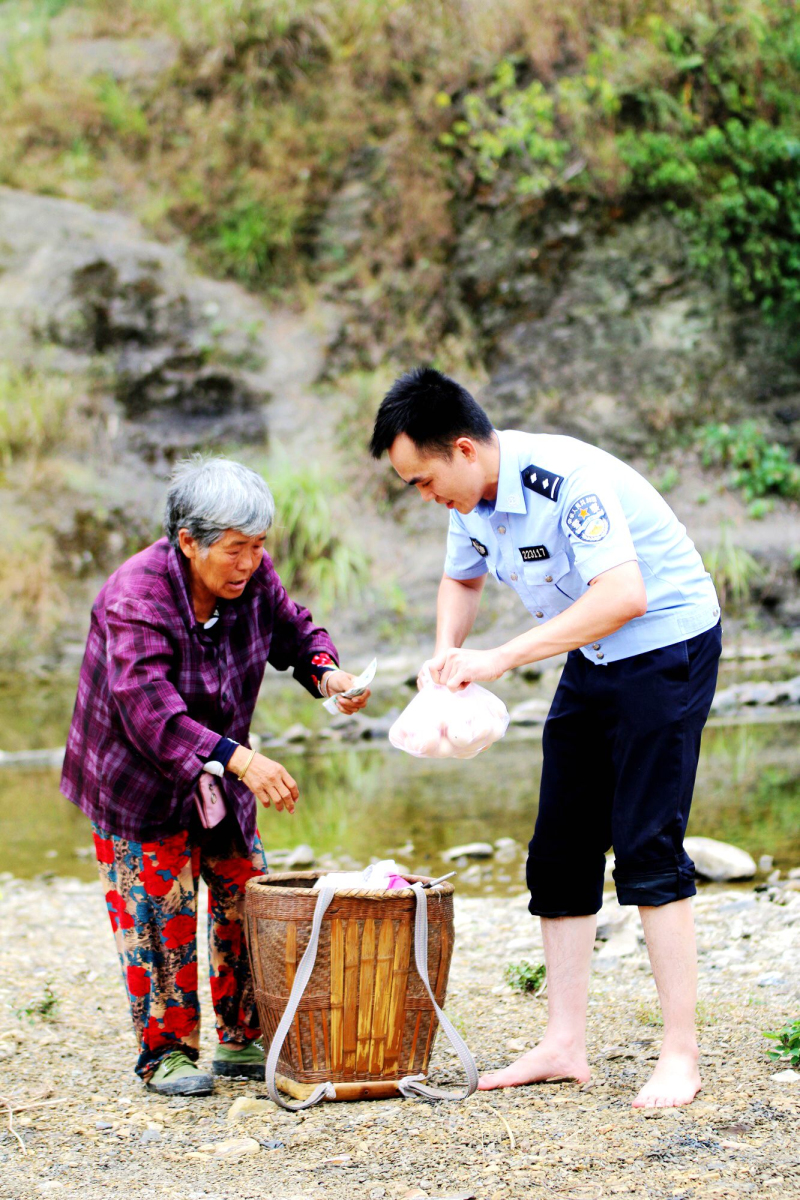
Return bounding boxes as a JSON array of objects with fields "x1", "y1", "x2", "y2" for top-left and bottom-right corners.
[{"x1": 566, "y1": 494, "x2": 610, "y2": 542}]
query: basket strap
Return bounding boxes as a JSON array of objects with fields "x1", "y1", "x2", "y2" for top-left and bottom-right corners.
[
  {"x1": 398, "y1": 883, "x2": 479, "y2": 1101},
  {"x1": 262, "y1": 886, "x2": 337, "y2": 1111}
]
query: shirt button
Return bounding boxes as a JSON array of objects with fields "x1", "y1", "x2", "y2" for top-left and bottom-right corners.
[
  {"x1": 544, "y1": 575, "x2": 553, "y2": 583},
  {"x1": 592, "y1": 643, "x2": 601, "y2": 650},
  {"x1": 535, "y1": 611, "x2": 544, "y2": 619},
  {"x1": 510, "y1": 572, "x2": 518, "y2": 581},
  {"x1": 497, "y1": 525, "x2": 506, "y2": 535},
  {"x1": 596, "y1": 652, "x2": 605, "y2": 660}
]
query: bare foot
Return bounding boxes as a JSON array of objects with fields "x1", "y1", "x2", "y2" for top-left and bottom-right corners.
[
  {"x1": 632, "y1": 1048, "x2": 701, "y2": 1108},
  {"x1": 478, "y1": 1040, "x2": 591, "y2": 1090}
]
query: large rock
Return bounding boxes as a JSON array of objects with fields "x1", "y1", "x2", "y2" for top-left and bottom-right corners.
[
  {"x1": 0, "y1": 187, "x2": 268, "y2": 454},
  {"x1": 684, "y1": 837, "x2": 757, "y2": 882}
]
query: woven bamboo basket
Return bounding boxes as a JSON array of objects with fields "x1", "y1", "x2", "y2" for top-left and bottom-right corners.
[{"x1": 244, "y1": 871, "x2": 455, "y2": 1101}]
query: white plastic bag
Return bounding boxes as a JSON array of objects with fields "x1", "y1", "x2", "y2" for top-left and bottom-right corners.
[
  {"x1": 389, "y1": 673, "x2": 509, "y2": 760},
  {"x1": 313, "y1": 860, "x2": 410, "y2": 892}
]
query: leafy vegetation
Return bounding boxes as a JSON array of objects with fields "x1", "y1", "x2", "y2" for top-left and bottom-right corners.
[
  {"x1": 2, "y1": 0, "x2": 798, "y2": 361},
  {"x1": 505, "y1": 960, "x2": 546, "y2": 995},
  {"x1": 764, "y1": 1018, "x2": 800, "y2": 1069},
  {"x1": 15, "y1": 980, "x2": 59, "y2": 1023},
  {"x1": 698, "y1": 421, "x2": 800, "y2": 503}
]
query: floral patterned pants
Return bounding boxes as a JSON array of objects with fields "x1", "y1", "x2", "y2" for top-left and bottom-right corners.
[{"x1": 93, "y1": 819, "x2": 268, "y2": 1079}]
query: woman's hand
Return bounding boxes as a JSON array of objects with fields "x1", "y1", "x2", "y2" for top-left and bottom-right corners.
[
  {"x1": 323, "y1": 669, "x2": 371, "y2": 714},
  {"x1": 228, "y1": 748, "x2": 299, "y2": 813}
]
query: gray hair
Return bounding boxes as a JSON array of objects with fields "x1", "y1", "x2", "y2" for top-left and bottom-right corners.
[{"x1": 164, "y1": 456, "x2": 275, "y2": 550}]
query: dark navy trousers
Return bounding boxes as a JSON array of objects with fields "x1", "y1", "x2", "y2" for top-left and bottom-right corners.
[{"x1": 527, "y1": 623, "x2": 722, "y2": 916}]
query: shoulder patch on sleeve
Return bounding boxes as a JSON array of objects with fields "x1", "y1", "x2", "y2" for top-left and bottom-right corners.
[
  {"x1": 566, "y1": 494, "x2": 610, "y2": 543},
  {"x1": 522, "y1": 465, "x2": 564, "y2": 502}
]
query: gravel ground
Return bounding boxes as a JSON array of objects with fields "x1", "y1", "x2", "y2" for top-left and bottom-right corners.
[{"x1": 0, "y1": 873, "x2": 798, "y2": 1200}]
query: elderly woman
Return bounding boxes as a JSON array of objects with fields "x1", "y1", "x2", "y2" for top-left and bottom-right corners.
[{"x1": 61, "y1": 457, "x2": 370, "y2": 1096}]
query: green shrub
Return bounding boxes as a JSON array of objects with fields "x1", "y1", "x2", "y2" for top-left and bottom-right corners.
[
  {"x1": 698, "y1": 421, "x2": 800, "y2": 502},
  {"x1": 441, "y1": 58, "x2": 569, "y2": 197},
  {"x1": 620, "y1": 121, "x2": 800, "y2": 319},
  {"x1": 505, "y1": 960, "x2": 546, "y2": 995},
  {"x1": 209, "y1": 196, "x2": 301, "y2": 288},
  {"x1": 764, "y1": 1018, "x2": 800, "y2": 1068}
]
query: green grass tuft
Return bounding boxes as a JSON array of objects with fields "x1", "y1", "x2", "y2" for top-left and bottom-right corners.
[{"x1": 505, "y1": 960, "x2": 546, "y2": 995}]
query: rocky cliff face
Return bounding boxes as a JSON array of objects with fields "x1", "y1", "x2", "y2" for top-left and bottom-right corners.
[
  {"x1": 1, "y1": 183, "x2": 799, "y2": 670},
  {"x1": 469, "y1": 208, "x2": 800, "y2": 452},
  {"x1": 0, "y1": 188, "x2": 268, "y2": 458}
]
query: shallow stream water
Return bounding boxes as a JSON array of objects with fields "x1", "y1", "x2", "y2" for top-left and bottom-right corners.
[{"x1": 1, "y1": 671, "x2": 798, "y2": 892}]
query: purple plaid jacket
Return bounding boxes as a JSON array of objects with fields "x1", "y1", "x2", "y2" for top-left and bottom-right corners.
[{"x1": 60, "y1": 537, "x2": 338, "y2": 846}]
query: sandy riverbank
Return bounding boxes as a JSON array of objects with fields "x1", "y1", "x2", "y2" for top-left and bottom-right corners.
[{"x1": 0, "y1": 874, "x2": 798, "y2": 1200}]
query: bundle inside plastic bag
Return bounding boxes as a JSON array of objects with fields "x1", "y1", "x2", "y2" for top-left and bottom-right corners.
[
  {"x1": 312, "y1": 859, "x2": 410, "y2": 892},
  {"x1": 389, "y1": 669, "x2": 509, "y2": 760}
]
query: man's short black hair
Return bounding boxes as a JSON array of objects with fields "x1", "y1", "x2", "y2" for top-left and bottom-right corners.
[{"x1": 369, "y1": 366, "x2": 494, "y2": 459}]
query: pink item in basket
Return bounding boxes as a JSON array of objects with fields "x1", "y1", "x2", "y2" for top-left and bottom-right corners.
[{"x1": 386, "y1": 874, "x2": 411, "y2": 889}]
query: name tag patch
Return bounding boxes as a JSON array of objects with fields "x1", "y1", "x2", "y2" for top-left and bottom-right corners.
[
  {"x1": 520, "y1": 545, "x2": 550, "y2": 562},
  {"x1": 470, "y1": 537, "x2": 489, "y2": 557},
  {"x1": 522, "y1": 465, "x2": 564, "y2": 503},
  {"x1": 566, "y1": 494, "x2": 610, "y2": 543}
]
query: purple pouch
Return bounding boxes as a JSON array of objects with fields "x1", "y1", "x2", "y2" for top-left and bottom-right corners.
[{"x1": 194, "y1": 773, "x2": 227, "y2": 830}]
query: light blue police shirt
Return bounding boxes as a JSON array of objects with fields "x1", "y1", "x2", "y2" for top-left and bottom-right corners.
[{"x1": 444, "y1": 430, "x2": 720, "y2": 665}]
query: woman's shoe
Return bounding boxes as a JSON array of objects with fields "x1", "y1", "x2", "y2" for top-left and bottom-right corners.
[
  {"x1": 146, "y1": 1050, "x2": 214, "y2": 1095},
  {"x1": 212, "y1": 1040, "x2": 265, "y2": 1080}
]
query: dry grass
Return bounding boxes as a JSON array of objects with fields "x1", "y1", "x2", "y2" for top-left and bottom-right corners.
[
  {"x1": 0, "y1": 366, "x2": 90, "y2": 466},
  {"x1": 0, "y1": 525, "x2": 67, "y2": 663}
]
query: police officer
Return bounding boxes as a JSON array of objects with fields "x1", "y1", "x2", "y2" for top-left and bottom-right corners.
[{"x1": 370, "y1": 367, "x2": 722, "y2": 1110}]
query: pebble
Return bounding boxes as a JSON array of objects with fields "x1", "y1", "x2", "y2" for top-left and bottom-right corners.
[
  {"x1": 757, "y1": 973, "x2": 788, "y2": 988},
  {"x1": 197, "y1": 1137, "x2": 261, "y2": 1159},
  {"x1": 771, "y1": 1069, "x2": 800, "y2": 1084},
  {"x1": 284, "y1": 844, "x2": 316, "y2": 868},
  {"x1": 442, "y1": 843, "x2": 494, "y2": 861},
  {"x1": 508, "y1": 698, "x2": 550, "y2": 725},
  {"x1": 283, "y1": 723, "x2": 312, "y2": 742},
  {"x1": 226, "y1": 1097, "x2": 273, "y2": 1121}
]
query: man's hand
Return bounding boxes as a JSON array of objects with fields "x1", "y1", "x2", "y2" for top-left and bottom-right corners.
[
  {"x1": 416, "y1": 658, "x2": 440, "y2": 690},
  {"x1": 430, "y1": 647, "x2": 508, "y2": 691},
  {"x1": 228, "y1": 748, "x2": 299, "y2": 813},
  {"x1": 323, "y1": 669, "x2": 371, "y2": 714}
]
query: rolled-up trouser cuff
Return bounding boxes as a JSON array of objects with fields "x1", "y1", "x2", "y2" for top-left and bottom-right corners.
[
  {"x1": 526, "y1": 853, "x2": 605, "y2": 918},
  {"x1": 613, "y1": 859, "x2": 696, "y2": 908}
]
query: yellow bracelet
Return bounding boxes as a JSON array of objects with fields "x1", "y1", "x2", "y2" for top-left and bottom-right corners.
[{"x1": 237, "y1": 747, "x2": 257, "y2": 784}]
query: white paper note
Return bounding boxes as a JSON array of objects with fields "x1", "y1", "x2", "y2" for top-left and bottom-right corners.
[{"x1": 322, "y1": 657, "x2": 377, "y2": 714}]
